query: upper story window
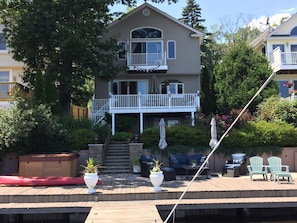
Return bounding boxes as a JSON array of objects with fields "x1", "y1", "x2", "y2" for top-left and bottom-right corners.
[
  {"x1": 0, "y1": 33, "x2": 7, "y2": 50},
  {"x1": 290, "y1": 26, "x2": 297, "y2": 36},
  {"x1": 117, "y1": 41, "x2": 126, "y2": 60},
  {"x1": 167, "y1": 40, "x2": 176, "y2": 59},
  {"x1": 131, "y1": 27, "x2": 162, "y2": 39}
]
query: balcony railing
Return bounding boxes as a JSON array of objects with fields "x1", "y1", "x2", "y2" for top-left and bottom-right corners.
[
  {"x1": 0, "y1": 82, "x2": 32, "y2": 101},
  {"x1": 270, "y1": 48, "x2": 297, "y2": 72},
  {"x1": 126, "y1": 52, "x2": 167, "y2": 71},
  {"x1": 91, "y1": 93, "x2": 199, "y2": 117}
]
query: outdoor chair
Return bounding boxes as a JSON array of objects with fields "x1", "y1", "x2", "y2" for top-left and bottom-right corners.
[
  {"x1": 247, "y1": 156, "x2": 268, "y2": 181},
  {"x1": 222, "y1": 153, "x2": 247, "y2": 176},
  {"x1": 267, "y1": 156, "x2": 291, "y2": 183}
]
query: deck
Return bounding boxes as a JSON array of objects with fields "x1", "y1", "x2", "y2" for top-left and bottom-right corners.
[{"x1": 0, "y1": 173, "x2": 296, "y2": 222}]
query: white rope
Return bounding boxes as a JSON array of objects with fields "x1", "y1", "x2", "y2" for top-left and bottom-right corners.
[{"x1": 163, "y1": 72, "x2": 276, "y2": 223}]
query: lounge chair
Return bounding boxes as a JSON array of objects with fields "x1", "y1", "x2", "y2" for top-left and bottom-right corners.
[
  {"x1": 267, "y1": 156, "x2": 292, "y2": 183},
  {"x1": 247, "y1": 156, "x2": 268, "y2": 181}
]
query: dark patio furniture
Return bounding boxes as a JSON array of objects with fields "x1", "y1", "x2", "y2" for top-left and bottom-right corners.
[{"x1": 222, "y1": 153, "x2": 247, "y2": 176}]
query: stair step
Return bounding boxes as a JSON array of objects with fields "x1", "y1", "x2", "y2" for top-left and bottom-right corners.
[{"x1": 102, "y1": 142, "x2": 132, "y2": 174}]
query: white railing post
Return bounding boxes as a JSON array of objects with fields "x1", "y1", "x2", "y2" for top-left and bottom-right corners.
[
  {"x1": 138, "y1": 92, "x2": 141, "y2": 111},
  {"x1": 197, "y1": 90, "x2": 200, "y2": 111},
  {"x1": 168, "y1": 91, "x2": 171, "y2": 110}
]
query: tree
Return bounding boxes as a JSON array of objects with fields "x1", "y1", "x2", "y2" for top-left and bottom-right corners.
[
  {"x1": 214, "y1": 43, "x2": 278, "y2": 114},
  {"x1": 179, "y1": 0, "x2": 217, "y2": 115},
  {"x1": 179, "y1": 0, "x2": 205, "y2": 32},
  {"x1": 0, "y1": 0, "x2": 178, "y2": 116}
]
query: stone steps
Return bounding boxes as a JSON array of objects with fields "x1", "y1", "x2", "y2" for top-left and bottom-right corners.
[{"x1": 101, "y1": 142, "x2": 131, "y2": 174}]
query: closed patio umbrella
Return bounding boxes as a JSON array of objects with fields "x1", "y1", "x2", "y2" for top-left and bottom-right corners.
[
  {"x1": 158, "y1": 118, "x2": 167, "y2": 161},
  {"x1": 209, "y1": 117, "x2": 218, "y2": 177},
  {"x1": 209, "y1": 117, "x2": 218, "y2": 149}
]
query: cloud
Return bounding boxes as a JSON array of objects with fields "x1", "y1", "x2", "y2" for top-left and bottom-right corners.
[{"x1": 248, "y1": 13, "x2": 291, "y2": 31}]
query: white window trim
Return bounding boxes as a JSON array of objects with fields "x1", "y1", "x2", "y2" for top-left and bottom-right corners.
[{"x1": 167, "y1": 40, "x2": 176, "y2": 60}]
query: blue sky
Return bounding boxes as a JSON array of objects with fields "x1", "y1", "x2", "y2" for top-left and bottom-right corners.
[{"x1": 110, "y1": 0, "x2": 297, "y2": 30}]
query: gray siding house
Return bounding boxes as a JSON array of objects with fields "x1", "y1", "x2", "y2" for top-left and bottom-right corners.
[{"x1": 91, "y1": 3, "x2": 204, "y2": 135}]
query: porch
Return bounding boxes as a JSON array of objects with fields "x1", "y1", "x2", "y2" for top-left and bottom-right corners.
[
  {"x1": 270, "y1": 48, "x2": 297, "y2": 73},
  {"x1": 91, "y1": 92, "x2": 200, "y2": 134}
]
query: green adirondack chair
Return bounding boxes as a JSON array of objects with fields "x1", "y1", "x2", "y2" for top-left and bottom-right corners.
[
  {"x1": 247, "y1": 156, "x2": 268, "y2": 181},
  {"x1": 267, "y1": 156, "x2": 290, "y2": 182}
]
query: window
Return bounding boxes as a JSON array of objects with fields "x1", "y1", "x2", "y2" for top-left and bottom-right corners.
[
  {"x1": 290, "y1": 26, "x2": 297, "y2": 36},
  {"x1": 118, "y1": 41, "x2": 126, "y2": 60},
  {"x1": 111, "y1": 80, "x2": 147, "y2": 95},
  {"x1": 131, "y1": 28, "x2": 162, "y2": 38},
  {"x1": 131, "y1": 41, "x2": 162, "y2": 65},
  {"x1": 272, "y1": 44, "x2": 284, "y2": 52},
  {"x1": 0, "y1": 33, "x2": 7, "y2": 50},
  {"x1": 161, "y1": 80, "x2": 184, "y2": 94},
  {"x1": 291, "y1": 45, "x2": 297, "y2": 52},
  {"x1": 0, "y1": 71, "x2": 9, "y2": 96},
  {"x1": 167, "y1": 40, "x2": 176, "y2": 59}
]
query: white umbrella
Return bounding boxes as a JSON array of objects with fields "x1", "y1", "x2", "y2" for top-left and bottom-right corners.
[
  {"x1": 158, "y1": 118, "x2": 167, "y2": 150},
  {"x1": 209, "y1": 117, "x2": 218, "y2": 149}
]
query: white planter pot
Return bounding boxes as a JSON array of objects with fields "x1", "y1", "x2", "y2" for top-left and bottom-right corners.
[
  {"x1": 132, "y1": 165, "x2": 141, "y2": 173},
  {"x1": 149, "y1": 171, "x2": 164, "y2": 192},
  {"x1": 83, "y1": 173, "x2": 99, "y2": 194}
]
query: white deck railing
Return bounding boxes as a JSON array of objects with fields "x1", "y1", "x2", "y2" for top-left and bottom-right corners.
[
  {"x1": 91, "y1": 92, "x2": 199, "y2": 119},
  {"x1": 270, "y1": 48, "x2": 297, "y2": 71},
  {"x1": 127, "y1": 52, "x2": 167, "y2": 66}
]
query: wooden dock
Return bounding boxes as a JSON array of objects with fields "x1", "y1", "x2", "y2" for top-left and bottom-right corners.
[{"x1": 0, "y1": 173, "x2": 296, "y2": 222}]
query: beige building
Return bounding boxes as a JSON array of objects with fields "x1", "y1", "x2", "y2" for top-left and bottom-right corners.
[
  {"x1": 250, "y1": 13, "x2": 297, "y2": 97},
  {"x1": 0, "y1": 24, "x2": 26, "y2": 108}
]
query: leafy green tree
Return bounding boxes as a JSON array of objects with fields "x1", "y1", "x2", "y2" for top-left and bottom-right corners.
[
  {"x1": 0, "y1": 0, "x2": 178, "y2": 116},
  {"x1": 214, "y1": 42, "x2": 278, "y2": 114},
  {"x1": 33, "y1": 64, "x2": 45, "y2": 104}
]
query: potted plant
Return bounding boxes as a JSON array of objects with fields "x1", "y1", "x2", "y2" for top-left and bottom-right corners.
[
  {"x1": 81, "y1": 157, "x2": 100, "y2": 194},
  {"x1": 191, "y1": 160, "x2": 197, "y2": 168},
  {"x1": 130, "y1": 156, "x2": 141, "y2": 174},
  {"x1": 149, "y1": 159, "x2": 164, "y2": 192}
]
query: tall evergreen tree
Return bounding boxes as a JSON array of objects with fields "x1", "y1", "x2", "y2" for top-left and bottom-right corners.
[
  {"x1": 179, "y1": 0, "x2": 205, "y2": 32},
  {"x1": 180, "y1": 0, "x2": 217, "y2": 115}
]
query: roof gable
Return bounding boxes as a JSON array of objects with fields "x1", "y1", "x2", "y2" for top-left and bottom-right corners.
[
  {"x1": 108, "y1": 2, "x2": 204, "y2": 41},
  {"x1": 268, "y1": 13, "x2": 297, "y2": 37}
]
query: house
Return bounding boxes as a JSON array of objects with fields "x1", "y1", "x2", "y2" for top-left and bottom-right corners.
[
  {"x1": 0, "y1": 24, "x2": 28, "y2": 109},
  {"x1": 91, "y1": 3, "x2": 204, "y2": 135},
  {"x1": 249, "y1": 13, "x2": 297, "y2": 98}
]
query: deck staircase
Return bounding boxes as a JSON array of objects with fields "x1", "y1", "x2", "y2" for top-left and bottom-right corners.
[{"x1": 101, "y1": 141, "x2": 131, "y2": 174}]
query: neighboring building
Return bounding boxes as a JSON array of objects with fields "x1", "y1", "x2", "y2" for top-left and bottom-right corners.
[
  {"x1": 249, "y1": 13, "x2": 297, "y2": 98},
  {"x1": 0, "y1": 24, "x2": 27, "y2": 109},
  {"x1": 91, "y1": 3, "x2": 204, "y2": 134}
]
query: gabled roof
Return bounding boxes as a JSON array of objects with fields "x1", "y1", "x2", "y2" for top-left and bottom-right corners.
[
  {"x1": 108, "y1": 2, "x2": 204, "y2": 42},
  {"x1": 249, "y1": 27, "x2": 273, "y2": 49},
  {"x1": 267, "y1": 13, "x2": 297, "y2": 37}
]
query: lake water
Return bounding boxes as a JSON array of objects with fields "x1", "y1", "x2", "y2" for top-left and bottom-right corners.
[{"x1": 161, "y1": 207, "x2": 297, "y2": 223}]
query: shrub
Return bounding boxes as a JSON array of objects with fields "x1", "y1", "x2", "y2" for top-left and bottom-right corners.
[
  {"x1": 0, "y1": 98, "x2": 70, "y2": 155},
  {"x1": 256, "y1": 96, "x2": 297, "y2": 126},
  {"x1": 71, "y1": 129, "x2": 96, "y2": 150},
  {"x1": 111, "y1": 132, "x2": 134, "y2": 141}
]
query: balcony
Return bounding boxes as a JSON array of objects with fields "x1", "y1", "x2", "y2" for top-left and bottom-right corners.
[
  {"x1": 0, "y1": 82, "x2": 32, "y2": 104},
  {"x1": 91, "y1": 93, "x2": 200, "y2": 133},
  {"x1": 270, "y1": 48, "x2": 297, "y2": 74},
  {"x1": 126, "y1": 52, "x2": 168, "y2": 72}
]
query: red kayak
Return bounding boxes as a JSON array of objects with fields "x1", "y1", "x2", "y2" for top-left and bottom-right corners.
[{"x1": 0, "y1": 176, "x2": 101, "y2": 186}]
